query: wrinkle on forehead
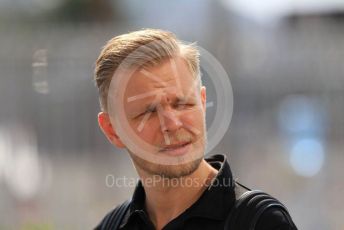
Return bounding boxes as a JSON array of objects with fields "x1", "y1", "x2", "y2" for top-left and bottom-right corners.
[
  {"x1": 122, "y1": 56, "x2": 199, "y2": 117},
  {"x1": 126, "y1": 57, "x2": 194, "y2": 96}
]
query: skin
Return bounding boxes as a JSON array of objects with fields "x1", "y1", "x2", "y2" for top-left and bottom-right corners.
[{"x1": 98, "y1": 56, "x2": 218, "y2": 230}]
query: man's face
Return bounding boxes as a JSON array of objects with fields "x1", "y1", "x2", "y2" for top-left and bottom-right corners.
[{"x1": 112, "y1": 56, "x2": 207, "y2": 178}]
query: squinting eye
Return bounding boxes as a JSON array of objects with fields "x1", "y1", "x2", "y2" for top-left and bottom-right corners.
[
  {"x1": 147, "y1": 106, "x2": 157, "y2": 113},
  {"x1": 177, "y1": 103, "x2": 194, "y2": 109},
  {"x1": 139, "y1": 107, "x2": 156, "y2": 116}
]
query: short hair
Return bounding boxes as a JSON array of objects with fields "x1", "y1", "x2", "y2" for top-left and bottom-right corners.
[{"x1": 94, "y1": 28, "x2": 200, "y2": 112}]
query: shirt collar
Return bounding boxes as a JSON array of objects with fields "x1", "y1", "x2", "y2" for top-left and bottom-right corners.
[
  {"x1": 121, "y1": 154, "x2": 236, "y2": 227},
  {"x1": 185, "y1": 154, "x2": 236, "y2": 220}
]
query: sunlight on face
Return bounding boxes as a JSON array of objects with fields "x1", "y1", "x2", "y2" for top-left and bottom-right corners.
[{"x1": 110, "y1": 56, "x2": 207, "y2": 177}]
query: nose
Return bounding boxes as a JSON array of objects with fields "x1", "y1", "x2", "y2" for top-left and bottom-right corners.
[{"x1": 157, "y1": 104, "x2": 183, "y2": 133}]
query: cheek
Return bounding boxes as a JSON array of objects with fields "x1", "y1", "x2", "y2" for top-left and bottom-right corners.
[
  {"x1": 129, "y1": 117, "x2": 162, "y2": 144},
  {"x1": 181, "y1": 109, "x2": 206, "y2": 134},
  {"x1": 181, "y1": 110, "x2": 206, "y2": 152}
]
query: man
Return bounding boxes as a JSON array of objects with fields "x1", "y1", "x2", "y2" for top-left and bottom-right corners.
[{"x1": 94, "y1": 29, "x2": 297, "y2": 230}]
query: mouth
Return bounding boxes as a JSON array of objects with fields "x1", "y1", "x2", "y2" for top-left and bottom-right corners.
[{"x1": 159, "y1": 141, "x2": 192, "y2": 156}]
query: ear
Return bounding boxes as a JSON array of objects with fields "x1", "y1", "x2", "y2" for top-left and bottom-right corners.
[
  {"x1": 200, "y1": 86, "x2": 206, "y2": 113},
  {"x1": 98, "y1": 112, "x2": 126, "y2": 148}
]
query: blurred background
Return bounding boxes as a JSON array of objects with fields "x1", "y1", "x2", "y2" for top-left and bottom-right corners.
[{"x1": 0, "y1": 0, "x2": 343, "y2": 229}]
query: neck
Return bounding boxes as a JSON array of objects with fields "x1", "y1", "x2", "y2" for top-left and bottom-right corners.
[{"x1": 137, "y1": 159, "x2": 218, "y2": 230}]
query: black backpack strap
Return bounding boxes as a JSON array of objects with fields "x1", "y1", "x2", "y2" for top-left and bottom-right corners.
[
  {"x1": 225, "y1": 182, "x2": 297, "y2": 230},
  {"x1": 95, "y1": 200, "x2": 131, "y2": 230}
]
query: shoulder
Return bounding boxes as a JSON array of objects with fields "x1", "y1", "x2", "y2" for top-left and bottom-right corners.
[
  {"x1": 256, "y1": 207, "x2": 297, "y2": 230},
  {"x1": 231, "y1": 183, "x2": 297, "y2": 230},
  {"x1": 94, "y1": 200, "x2": 131, "y2": 230}
]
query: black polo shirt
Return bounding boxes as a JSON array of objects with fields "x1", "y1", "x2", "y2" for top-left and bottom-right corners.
[{"x1": 96, "y1": 154, "x2": 296, "y2": 230}]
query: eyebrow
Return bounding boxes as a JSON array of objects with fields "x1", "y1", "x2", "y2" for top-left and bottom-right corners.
[
  {"x1": 129, "y1": 96, "x2": 162, "y2": 117},
  {"x1": 127, "y1": 89, "x2": 162, "y2": 102},
  {"x1": 141, "y1": 95, "x2": 194, "y2": 111},
  {"x1": 128, "y1": 92, "x2": 197, "y2": 118}
]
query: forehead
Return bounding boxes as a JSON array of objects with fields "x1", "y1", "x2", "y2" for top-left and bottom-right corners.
[
  {"x1": 120, "y1": 56, "x2": 200, "y2": 117},
  {"x1": 124, "y1": 56, "x2": 196, "y2": 96}
]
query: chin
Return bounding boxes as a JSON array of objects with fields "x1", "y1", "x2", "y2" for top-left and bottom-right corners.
[
  {"x1": 154, "y1": 157, "x2": 203, "y2": 179},
  {"x1": 130, "y1": 150, "x2": 204, "y2": 179}
]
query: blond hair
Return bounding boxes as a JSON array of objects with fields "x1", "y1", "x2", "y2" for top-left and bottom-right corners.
[{"x1": 94, "y1": 28, "x2": 200, "y2": 112}]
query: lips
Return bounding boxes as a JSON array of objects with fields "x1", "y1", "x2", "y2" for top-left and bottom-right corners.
[
  {"x1": 160, "y1": 141, "x2": 191, "y2": 151},
  {"x1": 159, "y1": 141, "x2": 191, "y2": 156}
]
